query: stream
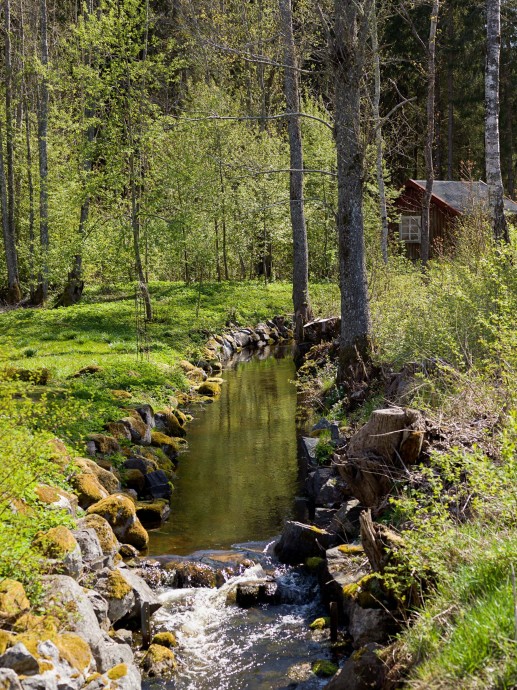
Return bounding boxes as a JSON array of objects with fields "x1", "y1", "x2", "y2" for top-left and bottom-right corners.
[{"x1": 143, "y1": 346, "x2": 331, "y2": 690}]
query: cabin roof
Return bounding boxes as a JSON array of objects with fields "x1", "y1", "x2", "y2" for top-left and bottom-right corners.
[{"x1": 408, "y1": 179, "x2": 517, "y2": 215}]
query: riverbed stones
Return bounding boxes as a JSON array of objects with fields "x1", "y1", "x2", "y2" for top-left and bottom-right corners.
[
  {"x1": 136, "y1": 499, "x2": 171, "y2": 527},
  {"x1": 96, "y1": 570, "x2": 136, "y2": 624},
  {"x1": 79, "y1": 514, "x2": 120, "y2": 560},
  {"x1": 141, "y1": 644, "x2": 177, "y2": 677},
  {"x1": 86, "y1": 495, "x2": 149, "y2": 550},
  {"x1": 274, "y1": 521, "x2": 338, "y2": 565}
]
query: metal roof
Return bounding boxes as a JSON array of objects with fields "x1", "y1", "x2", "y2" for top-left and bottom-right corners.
[{"x1": 411, "y1": 180, "x2": 517, "y2": 215}]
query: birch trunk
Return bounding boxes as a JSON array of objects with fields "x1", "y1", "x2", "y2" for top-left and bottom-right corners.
[
  {"x1": 334, "y1": 0, "x2": 372, "y2": 382},
  {"x1": 371, "y1": 0, "x2": 388, "y2": 264},
  {"x1": 3, "y1": 0, "x2": 21, "y2": 302},
  {"x1": 421, "y1": 0, "x2": 439, "y2": 266},
  {"x1": 35, "y1": 0, "x2": 49, "y2": 303},
  {"x1": 485, "y1": 0, "x2": 509, "y2": 241},
  {"x1": 278, "y1": 0, "x2": 313, "y2": 342}
]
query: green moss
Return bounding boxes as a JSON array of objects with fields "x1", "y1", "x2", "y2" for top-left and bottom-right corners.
[
  {"x1": 107, "y1": 663, "x2": 128, "y2": 680},
  {"x1": 0, "y1": 580, "x2": 30, "y2": 619},
  {"x1": 105, "y1": 570, "x2": 132, "y2": 600},
  {"x1": 311, "y1": 660, "x2": 338, "y2": 677},
  {"x1": 151, "y1": 431, "x2": 180, "y2": 451},
  {"x1": 83, "y1": 514, "x2": 119, "y2": 555},
  {"x1": 142, "y1": 643, "x2": 177, "y2": 673},
  {"x1": 338, "y1": 544, "x2": 364, "y2": 555},
  {"x1": 33, "y1": 526, "x2": 77, "y2": 559},
  {"x1": 0, "y1": 631, "x2": 14, "y2": 654},
  {"x1": 72, "y1": 473, "x2": 108, "y2": 507},
  {"x1": 0, "y1": 367, "x2": 51, "y2": 385},
  {"x1": 197, "y1": 381, "x2": 221, "y2": 397},
  {"x1": 305, "y1": 557, "x2": 324, "y2": 571},
  {"x1": 152, "y1": 632, "x2": 177, "y2": 648},
  {"x1": 309, "y1": 617, "x2": 330, "y2": 630}
]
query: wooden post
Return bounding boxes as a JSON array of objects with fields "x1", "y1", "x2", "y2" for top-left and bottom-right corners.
[
  {"x1": 330, "y1": 601, "x2": 338, "y2": 643},
  {"x1": 141, "y1": 601, "x2": 151, "y2": 650}
]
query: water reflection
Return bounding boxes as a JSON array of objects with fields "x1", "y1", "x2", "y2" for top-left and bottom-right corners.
[{"x1": 149, "y1": 347, "x2": 299, "y2": 556}]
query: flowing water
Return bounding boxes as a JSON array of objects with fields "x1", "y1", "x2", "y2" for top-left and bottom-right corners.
[{"x1": 143, "y1": 347, "x2": 331, "y2": 690}]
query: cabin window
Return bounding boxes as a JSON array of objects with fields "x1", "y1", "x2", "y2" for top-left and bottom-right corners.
[{"x1": 399, "y1": 215, "x2": 421, "y2": 243}]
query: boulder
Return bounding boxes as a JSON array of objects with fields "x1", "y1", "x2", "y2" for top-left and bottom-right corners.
[
  {"x1": 0, "y1": 580, "x2": 30, "y2": 621},
  {"x1": 96, "y1": 570, "x2": 136, "y2": 624},
  {"x1": 105, "y1": 422, "x2": 132, "y2": 442},
  {"x1": 135, "y1": 404, "x2": 155, "y2": 429},
  {"x1": 324, "y1": 644, "x2": 386, "y2": 690},
  {"x1": 155, "y1": 410, "x2": 186, "y2": 438},
  {"x1": 163, "y1": 560, "x2": 217, "y2": 588},
  {"x1": 317, "y1": 476, "x2": 348, "y2": 507},
  {"x1": 79, "y1": 514, "x2": 119, "y2": 559},
  {"x1": 330, "y1": 499, "x2": 363, "y2": 540},
  {"x1": 141, "y1": 644, "x2": 177, "y2": 677},
  {"x1": 123, "y1": 456, "x2": 157, "y2": 475},
  {"x1": 33, "y1": 526, "x2": 83, "y2": 578},
  {"x1": 85, "y1": 589, "x2": 110, "y2": 630},
  {"x1": 274, "y1": 522, "x2": 337, "y2": 565},
  {"x1": 143, "y1": 471, "x2": 172, "y2": 501},
  {"x1": 86, "y1": 434, "x2": 120, "y2": 456},
  {"x1": 120, "y1": 414, "x2": 151, "y2": 445},
  {"x1": 114, "y1": 567, "x2": 161, "y2": 619},
  {"x1": 87, "y1": 495, "x2": 149, "y2": 551},
  {"x1": 124, "y1": 469, "x2": 145, "y2": 495},
  {"x1": 150, "y1": 432, "x2": 181, "y2": 458},
  {"x1": 73, "y1": 459, "x2": 121, "y2": 495},
  {"x1": 136, "y1": 499, "x2": 171, "y2": 528},
  {"x1": 0, "y1": 643, "x2": 39, "y2": 675},
  {"x1": 299, "y1": 437, "x2": 318, "y2": 472},
  {"x1": 151, "y1": 632, "x2": 176, "y2": 649},
  {"x1": 72, "y1": 527, "x2": 106, "y2": 571},
  {"x1": 71, "y1": 473, "x2": 109, "y2": 509},
  {"x1": 34, "y1": 485, "x2": 78, "y2": 516},
  {"x1": 321, "y1": 545, "x2": 369, "y2": 615},
  {"x1": 349, "y1": 605, "x2": 393, "y2": 648},
  {"x1": 233, "y1": 579, "x2": 279, "y2": 608},
  {"x1": 197, "y1": 381, "x2": 221, "y2": 397}
]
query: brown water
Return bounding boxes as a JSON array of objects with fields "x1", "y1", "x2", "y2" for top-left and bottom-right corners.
[{"x1": 148, "y1": 346, "x2": 299, "y2": 556}]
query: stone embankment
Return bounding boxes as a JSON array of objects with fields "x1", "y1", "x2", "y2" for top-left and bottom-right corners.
[{"x1": 0, "y1": 318, "x2": 294, "y2": 689}]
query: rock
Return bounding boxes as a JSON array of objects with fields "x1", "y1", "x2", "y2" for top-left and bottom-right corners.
[
  {"x1": 95, "y1": 640, "x2": 135, "y2": 677},
  {"x1": 114, "y1": 567, "x2": 161, "y2": 619},
  {"x1": 111, "y1": 389, "x2": 133, "y2": 400},
  {"x1": 86, "y1": 590, "x2": 110, "y2": 630},
  {"x1": 136, "y1": 499, "x2": 171, "y2": 528},
  {"x1": 72, "y1": 527, "x2": 105, "y2": 571},
  {"x1": 135, "y1": 404, "x2": 155, "y2": 429},
  {"x1": 79, "y1": 514, "x2": 119, "y2": 559},
  {"x1": 141, "y1": 644, "x2": 177, "y2": 677},
  {"x1": 72, "y1": 459, "x2": 121, "y2": 495},
  {"x1": 348, "y1": 605, "x2": 393, "y2": 648},
  {"x1": 150, "y1": 432, "x2": 181, "y2": 458},
  {"x1": 163, "y1": 560, "x2": 217, "y2": 588},
  {"x1": 300, "y1": 437, "x2": 319, "y2": 471},
  {"x1": 154, "y1": 410, "x2": 186, "y2": 438},
  {"x1": 197, "y1": 381, "x2": 221, "y2": 397},
  {"x1": 309, "y1": 617, "x2": 330, "y2": 630},
  {"x1": 324, "y1": 644, "x2": 386, "y2": 690},
  {"x1": 0, "y1": 643, "x2": 40, "y2": 675},
  {"x1": 312, "y1": 660, "x2": 338, "y2": 678},
  {"x1": 96, "y1": 570, "x2": 136, "y2": 624},
  {"x1": 321, "y1": 546, "x2": 369, "y2": 615},
  {"x1": 124, "y1": 469, "x2": 145, "y2": 494},
  {"x1": 105, "y1": 422, "x2": 132, "y2": 442},
  {"x1": 73, "y1": 365, "x2": 103, "y2": 377},
  {"x1": 105, "y1": 662, "x2": 141, "y2": 689},
  {"x1": 274, "y1": 521, "x2": 337, "y2": 565},
  {"x1": 330, "y1": 500, "x2": 363, "y2": 540},
  {"x1": 0, "y1": 580, "x2": 30, "y2": 621},
  {"x1": 143, "y1": 472, "x2": 172, "y2": 501},
  {"x1": 120, "y1": 414, "x2": 151, "y2": 445},
  {"x1": 33, "y1": 526, "x2": 83, "y2": 578},
  {"x1": 119, "y1": 544, "x2": 139, "y2": 560},
  {"x1": 20, "y1": 675, "x2": 58, "y2": 690},
  {"x1": 34, "y1": 484, "x2": 78, "y2": 516},
  {"x1": 0, "y1": 669, "x2": 22, "y2": 689},
  {"x1": 71, "y1": 473, "x2": 109, "y2": 509},
  {"x1": 123, "y1": 456, "x2": 157, "y2": 475},
  {"x1": 87, "y1": 495, "x2": 149, "y2": 551},
  {"x1": 110, "y1": 629, "x2": 133, "y2": 646},
  {"x1": 233, "y1": 579, "x2": 279, "y2": 608},
  {"x1": 86, "y1": 434, "x2": 121, "y2": 456},
  {"x1": 151, "y1": 632, "x2": 176, "y2": 648}
]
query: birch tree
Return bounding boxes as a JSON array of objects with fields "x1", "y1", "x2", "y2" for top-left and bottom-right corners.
[
  {"x1": 485, "y1": 0, "x2": 509, "y2": 242},
  {"x1": 279, "y1": 0, "x2": 313, "y2": 341},
  {"x1": 333, "y1": 0, "x2": 372, "y2": 382}
]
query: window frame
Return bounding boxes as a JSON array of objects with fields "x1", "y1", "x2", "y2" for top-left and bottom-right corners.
[{"x1": 398, "y1": 214, "x2": 422, "y2": 243}]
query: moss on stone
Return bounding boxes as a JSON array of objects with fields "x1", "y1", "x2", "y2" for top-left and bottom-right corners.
[
  {"x1": 87, "y1": 434, "x2": 120, "y2": 455},
  {"x1": 105, "y1": 570, "x2": 132, "y2": 600},
  {"x1": 151, "y1": 431, "x2": 180, "y2": 452},
  {"x1": 142, "y1": 643, "x2": 177, "y2": 676},
  {"x1": 57, "y1": 632, "x2": 93, "y2": 672},
  {"x1": 121, "y1": 415, "x2": 148, "y2": 440},
  {"x1": 197, "y1": 381, "x2": 221, "y2": 397},
  {"x1": 12, "y1": 613, "x2": 58, "y2": 635},
  {"x1": 83, "y1": 514, "x2": 119, "y2": 555},
  {"x1": 305, "y1": 557, "x2": 324, "y2": 571},
  {"x1": 105, "y1": 422, "x2": 131, "y2": 441},
  {"x1": 33, "y1": 526, "x2": 77, "y2": 559},
  {"x1": 0, "y1": 580, "x2": 30, "y2": 620},
  {"x1": 111, "y1": 389, "x2": 133, "y2": 400},
  {"x1": 35, "y1": 485, "x2": 60, "y2": 504},
  {"x1": 309, "y1": 617, "x2": 330, "y2": 630},
  {"x1": 0, "y1": 630, "x2": 14, "y2": 654},
  {"x1": 311, "y1": 660, "x2": 338, "y2": 677},
  {"x1": 72, "y1": 472, "x2": 109, "y2": 508},
  {"x1": 107, "y1": 663, "x2": 128, "y2": 680},
  {"x1": 123, "y1": 468, "x2": 145, "y2": 492},
  {"x1": 338, "y1": 544, "x2": 364, "y2": 555},
  {"x1": 151, "y1": 632, "x2": 177, "y2": 649},
  {"x1": 126, "y1": 521, "x2": 149, "y2": 550}
]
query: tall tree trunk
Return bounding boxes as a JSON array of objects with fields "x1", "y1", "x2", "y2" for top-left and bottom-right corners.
[
  {"x1": 333, "y1": 0, "x2": 372, "y2": 383},
  {"x1": 447, "y1": 5, "x2": 454, "y2": 180},
  {"x1": 485, "y1": 0, "x2": 509, "y2": 242},
  {"x1": 129, "y1": 150, "x2": 152, "y2": 321},
  {"x1": 279, "y1": 0, "x2": 313, "y2": 342},
  {"x1": 421, "y1": 0, "x2": 439, "y2": 266},
  {"x1": 35, "y1": 0, "x2": 49, "y2": 303},
  {"x1": 25, "y1": 106, "x2": 35, "y2": 298},
  {"x1": 371, "y1": 0, "x2": 389, "y2": 265},
  {"x1": 3, "y1": 0, "x2": 21, "y2": 302}
]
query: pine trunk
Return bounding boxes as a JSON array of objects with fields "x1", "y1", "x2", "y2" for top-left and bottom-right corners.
[
  {"x1": 485, "y1": 0, "x2": 509, "y2": 242},
  {"x1": 334, "y1": 0, "x2": 372, "y2": 383},
  {"x1": 278, "y1": 0, "x2": 313, "y2": 342},
  {"x1": 35, "y1": 0, "x2": 49, "y2": 303}
]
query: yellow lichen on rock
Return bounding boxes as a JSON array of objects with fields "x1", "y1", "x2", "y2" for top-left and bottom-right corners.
[
  {"x1": 86, "y1": 494, "x2": 149, "y2": 550},
  {"x1": 0, "y1": 579, "x2": 30, "y2": 620},
  {"x1": 72, "y1": 473, "x2": 109, "y2": 508},
  {"x1": 104, "y1": 570, "x2": 132, "y2": 600},
  {"x1": 151, "y1": 632, "x2": 177, "y2": 648},
  {"x1": 83, "y1": 514, "x2": 119, "y2": 556},
  {"x1": 107, "y1": 663, "x2": 128, "y2": 680},
  {"x1": 0, "y1": 630, "x2": 14, "y2": 654}
]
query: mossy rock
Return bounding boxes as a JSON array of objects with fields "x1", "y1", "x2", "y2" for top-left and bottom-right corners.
[
  {"x1": 47, "y1": 438, "x2": 72, "y2": 470},
  {"x1": 16, "y1": 631, "x2": 93, "y2": 673},
  {"x1": 305, "y1": 557, "x2": 325, "y2": 571},
  {"x1": 12, "y1": 613, "x2": 59, "y2": 635},
  {"x1": 142, "y1": 643, "x2": 177, "y2": 677},
  {"x1": 86, "y1": 494, "x2": 149, "y2": 550},
  {"x1": 0, "y1": 580, "x2": 30, "y2": 620},
  {"x1": 343, "y1": 573, "x2": 387, "y2": 609},
  {"x1": 197, "y1": 381, "x2": 221, "y2": 397},
  {"x1": 172, "y1": 409, "x2": 187, "y2": 427},
  {"x1": 82, "y1": 514, "x2": 119, "y2": 556},
  {"x1": 309, "y1": 617, "x2": 330, "y2": 631},
  {"x1": 0, "y1": 630, "x2": 14, "y2": 654},
  {"x1": 206, "y1": 377, "x2": 224, "y2": 384},
  {"x1": 104, "y1": 570, "x2": 133, "y2": 600},
  {"x1": 151, "y1": 431, "x2": 181, "y2": 453},
  {"x1": 72, "y1": 472, "x2": 109, "y2": 508},
  {"x1": 136, "y1": 500, "x2": 171, "y2": 528},
  {"x1": 158, "y1": 410, "x2": 186, "y2": 438},
  {"x1": 111, "y1": 389, "x2": 133, "y2": 400},
  {"x1": 87, "y1": 434, "x2": 120, "y2": 455},
  {"x1": 74, "y1": 457, "x2": 120, "y2": 494},
  {"x1": 121, "y1": 415, "x2": 149, "y2": 442},
  {"x1": 178, "y1": 360, "x2": 196, "y2": 372},
  {"x1": 123, "y1": 468, "x2": 146, "y2": 494},
  {"x1": 33, "y1": 526, "x2": 78, "y2": 559},
  {"x1": 311, "y1": 660, "x2": 338, "y2": 677},
  {"x1": 338, "y1": 544, "x2": 364, "y2": 556},
  {"x1": 151, "y1": 632, "x2": 177, "y2": 649},
  {"x1": 107, "y1": 663, "x2": 128, "y2": 680},
  {"x1": 0, "y1": 367, "x2": 51, "y2": 385},
  {"x1": 72, "y1": 365, "x2": 103, "y2": 377},
  {"x1": 185, "y1": 367, "x2": 206, "y2": 383},
  {"x1": 34, "y1": 484, "x2": 78, "y2": 514},
  {"x1": 105, "y1": 421, "x2": 132, "y2": 441}
]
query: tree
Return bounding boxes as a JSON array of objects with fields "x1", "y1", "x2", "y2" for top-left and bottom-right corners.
[
  {"x1": 333, "y1": 0, "x2": 372, "y2": 383},
  {"x1": 485, "y1": 0, "x2": 509, "y2": 242},
  {"x1": 279, "y1": 0, "x2": 313, "y2": 340}
]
